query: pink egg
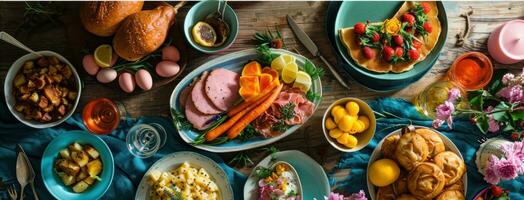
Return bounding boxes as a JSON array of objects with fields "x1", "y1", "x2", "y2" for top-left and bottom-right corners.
[
  {"x1": 110, "y1": 52, "x2": 119, "y2": 67},
  {"x1": 118, "y1": 72, "x2": 135, "y2": 93},
  {"x1": 162, "y1": 45, "x2": 180, "y2": 62},
  {"x1": 82, "y1": 55, "x2": 99, "y2": 75},
  {"x1": 155, "y1": 61, "x2": 180, "y2": 78},
  {"x1": 96, "y1": 68, "x2": 117, "y2": 83},
  {"x1": 135, "y1": 69, "x2": 153, "y2": 90}
]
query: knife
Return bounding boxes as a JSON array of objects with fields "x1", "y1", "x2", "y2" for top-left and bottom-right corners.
[
  {"x1": 286, "y1": 15, "x2": 350, "y2": 90},
  {"x1": 16, "y1": 145, "x2": 39, "y2": 200}
]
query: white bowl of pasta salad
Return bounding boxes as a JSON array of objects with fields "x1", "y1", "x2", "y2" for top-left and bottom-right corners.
[{"x1": 135, "y1": 151, "x2": 233, "y2": 200}]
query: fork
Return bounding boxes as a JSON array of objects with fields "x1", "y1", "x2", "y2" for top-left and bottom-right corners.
[{"x1": 7, "y1": 184, "x2": 17, "y2": 200}]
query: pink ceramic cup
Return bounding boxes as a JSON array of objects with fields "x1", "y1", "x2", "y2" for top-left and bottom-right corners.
[{"x1": 488, "y1": 19, "x2": 524, "y2": 64}]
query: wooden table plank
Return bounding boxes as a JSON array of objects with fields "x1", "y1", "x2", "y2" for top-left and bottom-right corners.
[{"x1": 1, "y1": 1, "x2": 524, "y2": 182}]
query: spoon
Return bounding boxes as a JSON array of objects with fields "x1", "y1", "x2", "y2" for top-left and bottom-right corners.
[
  {"x1": 17, "y1": 145, "x2": 39, "y2": 200},
  {"x1": 204, "y1": 1, "x2": 230, "y2": 47},
  {"x1": 0, "y1": 31, "x2": 43, "y2": 57},
  {"x1": 16, "y1": 147, "x2": 30, "y2": 200}
]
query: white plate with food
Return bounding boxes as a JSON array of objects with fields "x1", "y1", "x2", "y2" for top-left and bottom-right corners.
[
  {"x1": 367, "y1": 125, "x2": 468, "y2": 200},
  {"x1": 169, "y1": 48, "x2": 322, "y2": 153},
  {"x1": 244, "y1": 150, "x2": 330, "y2": 200},
  {"x1": 4, "y1": 51, "x2": 81, "y2": 128},
  {"x1": 135, "y1": 151, "x2": 233, "y2": 200}
]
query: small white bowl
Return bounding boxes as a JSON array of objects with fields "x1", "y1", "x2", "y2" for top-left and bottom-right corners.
[
  {"x1": 4, "y1": 51, "x2": 82, "y2": 129},
  {"x1": 322, "y1": 97, "x2": 376, "y2": 152}
]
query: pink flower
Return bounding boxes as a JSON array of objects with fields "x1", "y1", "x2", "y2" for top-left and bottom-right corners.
[
  {"x1": 348, "y1": 190, "x2": 367, "y2": 200},
  {"x1": 485, "y1": 106, "x2": 500, "y2": 133},
  {"x1": 325, "y1": 192, "x2": 345, "y2": 200},
  {"x1": 447, "y1": 88, "x2": 461, "y2": 102},
  {"x1": 494, "y1": 158, "x2": 519, "y2": 180},
  {"x1": 497, "y1": 85, "x2": 524, "y2": 103},
  {"x1": 502, "y1": 73, "x2": 515, "y2": 85},
  {"x1": 484, "y1": 164, "x2": 501, "y2": 184},
  {"x1": 432, "y1": 119, "x2": 445, "y2": 129},
  {"x1": 435, "y1": 101, "x2": 455, "y2": 128}
]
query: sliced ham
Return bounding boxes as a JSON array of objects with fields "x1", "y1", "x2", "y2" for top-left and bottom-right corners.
[
  {"x1": 185, "y1": 96, "x2": 215, "y2": 130},
  {"x1": 191, "y1": 71, "x2": 223, "y2": 114},
  {"x1": 204, "y1": 68, "x2": 240, "y2": 111}
]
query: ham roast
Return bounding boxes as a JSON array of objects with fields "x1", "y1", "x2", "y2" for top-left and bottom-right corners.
[
  {"x1": 79, "y1": 1, "x2": 144, "y2": 37},
  {"x1": 113, "y1": 2, "x2": 185, "y2": 61}
]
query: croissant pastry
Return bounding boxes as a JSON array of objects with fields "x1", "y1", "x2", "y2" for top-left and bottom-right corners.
[
  {"x1": 407, "y1": 162, "x2": 446, "y2": 199},
  {"x1": 415, "y1": 128, "x2": 445, "y2": 157},
  {"x1": 445, "y1": 181, "x2": 464, "y2": 192},
  {"x1": 396, "y1": 194, "x2": 419, "y2": 200},
  {"x1": 394, "y1": 132, "x2": 429, "y2": 170},
  {"x1": 436, "y1": 190, "x2": 465, "y2": 200},
  {"x1": 434, "y1": 151, "x2": 466, "y2": 186},
  {"x1": 376, "y1": 185, "x2": 396, "y2": 200},
  {"x1": 381, "y1": 134, "x2": 400, "y2": 159},
  {"x1": 393, "y1": 171, "x2": 408, "y2": 195}
]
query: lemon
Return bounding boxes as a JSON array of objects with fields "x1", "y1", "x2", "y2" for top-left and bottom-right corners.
[
  {"x1": 271, "y1": 55, "x2": 287, "y2": 72},
  {"x1": 94, "y1": 44, "x2": 113, "y2": 68},
  {"x1": 338, "y1": 115, "x2": 357, "y2": 132},
  {"x1": 293, "y1": 71, "x2": 312, "y2": 92},
  {"x1": 281, "y1": 54, "x2": 296, "y2": 63},
  {"x1": 369, "y1": 159, "x2": 400, "y2": 187},
  {"x1": 336, "y1": 133, "x2": 351, "y2": 145},
  {"x1": 344, "y1": 134, "x2": 358, "y2": 148},
  {"x1": 325, "y1": 117, "x2": 337, "y2": 130},
  {"x1": 329, "y1": 128, "x2": 343, "y2": 139},
  {"x1": 345, "y1": 101, "x2": 360, "y2": 116},
  {"x1": 281, "y1": 62, "x2": 298, "y2": 84},
  {"x1": 192, "y1": 21, "x2": 217, "y2": 47},
  {"x1": 358, "y1": 116, "x2": 370, "y2": 130}
]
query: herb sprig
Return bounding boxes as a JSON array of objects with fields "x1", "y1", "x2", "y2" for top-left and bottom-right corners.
[
  {"x1": 303, "y1": 59, "x2": 324, "y2": 80},
  {"x1": 171, "y1": 108, "x2": 192, "y2": 130},
  {"x1": 280, "y1": 103, "x2": 296, "y2": 120},
  {"x1": 256, "y1": 45, "x2": 279, "y2": 66},
  {"x1": 237, "y1": 124, "x2": 260, "y2": 141}
]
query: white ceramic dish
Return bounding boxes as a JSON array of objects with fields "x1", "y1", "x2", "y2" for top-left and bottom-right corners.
[
  {"x1": 366, "y1": 126, "x2": 468, "y2": 200},
  {"x1": 244, "y1": 160, "x2": 302, "y2": 200},
  {"x1": 4, "y1": 51, "x2": 82, "y2": 128},
  {"x1": 322, "y1": 97, "x2": 376, "y2": 152},
  {"x1": 244, "y1": 150, "x2": 330, "y2": 200},
  {"x1": 135, "y1": 151, "x2": 233, "y2": 200}
]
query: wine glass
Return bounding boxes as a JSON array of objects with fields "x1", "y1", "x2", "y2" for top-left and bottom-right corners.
[
  {"x1": 126, "y1": 123, "x2": 167, "y2": 158},
  {"x1": 82, "y1": 98, "x2": 127, "y2": 135}
]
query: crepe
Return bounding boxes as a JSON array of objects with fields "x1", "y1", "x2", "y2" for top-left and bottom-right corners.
[{"x1": 339, "y1": 1, "x2": 442, "y2": 73}]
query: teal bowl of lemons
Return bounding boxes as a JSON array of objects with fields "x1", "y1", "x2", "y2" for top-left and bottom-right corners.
[
  {"x1": 184, "y1": 1, "x2": 239, "y2": 54},
  {"x1": 41, "y1": 131, "x2": 114, "y2": 200}
]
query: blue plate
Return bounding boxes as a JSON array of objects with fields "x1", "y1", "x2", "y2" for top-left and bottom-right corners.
[
  {"x1": 41, "y1": 131, "x2": 114, "y2": 200},
  {"x1": 169, "y1": 49, "x2": 322, "y2": 153},
  {"x1": 244, "y1": 150, "x2": 330, "y2": 199}
]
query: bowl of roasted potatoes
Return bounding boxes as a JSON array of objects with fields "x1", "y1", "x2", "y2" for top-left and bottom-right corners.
[
  {"x1": 41, "y1": 131, "x2": 114, "y2": 200},
  {"x1": 4, "y1": 51, "x2": 81, "y2": 128}
]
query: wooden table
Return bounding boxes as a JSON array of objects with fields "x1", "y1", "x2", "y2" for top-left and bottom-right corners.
[{"x1": 1, "y1": 1, "x2": 523, "y2": 185}]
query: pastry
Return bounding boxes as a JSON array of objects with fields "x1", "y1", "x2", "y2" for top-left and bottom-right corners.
[
  {"x1": 394, "y1": 131, "x2": 429, "y2": 170},
  {"x1": 79, "y1": 1, "x2": 144, "y2": 37},
  {"x1": 407, "y1": 162, "x2": 446, "y2": 199},
  {"x1": 381, "y1": 134, "x2": 400, "y2": 159},
  {"x1": 376, "y1": 185, "x2": 396, "y2": 200},
  {"x1": 434, "y1": 151, "x2": 466, "y2": 186},
  {"x1": 436, "y1": 190, "x2": 465, "y2": 200},
  {"x1": 445, "y1": 181, "x2": 464, "y2": 192},
  {"x1": 396, "y1": 194, "x2": 419, "y2": 200},
  {"x1": 393, "y1": 171, "x2": 408, "y2": 195},
  {"x1": 415, "y1": 128, "x2": 445, "y2": 157}
]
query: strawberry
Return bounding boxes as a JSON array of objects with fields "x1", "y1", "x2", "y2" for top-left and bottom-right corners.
[
  {"x1": 271, "y1": 39, "x2": 283, "y2": 49},
  {"x1": 402, "y1": 13, "x2": 415, "y2": 26},
  {"x1": 421, "y1": 2, "x2": 431, "y2": 14},
  {"x1": 511, "y1": 132, "x2": 520, "y2": 140},
  {"x1": 354, "y1": 22, "x2": 366, "y2": 35},
  {"x1": 392, "y1": 35, "x2": 404, "y2": 46},
  {"x1": 405, "y1": 27, "x2": 413, "y2": 33},
  {"x1": 423, "y1": 22, "x2": 433, "y2": 33},
  {"x1": 383, "y1": 46, "x2": 394, "y2": 61},
  {"x1": 394, "y1": 47, "x2": 404, "y2": 57},
  {"x1": 412, "y1": 40, "x2": 422, "y2": 49},
  {"x1": 372, "y1": 32, "x2": 381, "y2": 43},
  {"x1": 408, "y1": 49, "x2": 420, "y2": 61},
  {"x1": 362, "y1": 47, "x2": 374, "y2": 59},
  {"x1": 491, "y1": 185, "x2": 503, "y2": 197}
]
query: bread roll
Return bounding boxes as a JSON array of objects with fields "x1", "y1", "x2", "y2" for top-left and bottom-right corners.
[{"x1": 80, "y1": 1, "x2": 144, "y2": 37}]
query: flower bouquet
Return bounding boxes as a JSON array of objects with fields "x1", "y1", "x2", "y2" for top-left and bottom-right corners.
[{"x1": 433, "y1": 69, "x2": 524, "y2": 140}]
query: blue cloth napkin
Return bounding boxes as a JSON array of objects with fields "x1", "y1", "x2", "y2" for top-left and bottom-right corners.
[
  {"x1": 0, "y1": 100, "x2": 246, "y2": 200},
  {"x1": 330, "y1": 98, "x2": 524, "y2": 199}
]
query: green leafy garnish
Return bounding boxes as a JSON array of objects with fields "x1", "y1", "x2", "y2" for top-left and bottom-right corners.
[
  {"x1": 306, "y1": 90, "x2": 321, "y2": 102},
  {"x1": 411, "y1": 3, "x2": 430, "y2": 37},
  {"x1": 358, "y1": 24, "x2": 383, "y2": 48},
  {"x1": 280, "y1": 103, "x2": 296, "y2": 120},
  {"x1": 191, "y1": 115, "x2": 228, "y2": 145},
  {"x1": 256, "y1": 44, "x2": 279, "y2": 66},
  {"x1": 237, "y1": 124, "x2": 259, "y2": 141},
  {"x1": 272, "y1": 120, "x2": 289, "y2": 133},
  {"x1": 17, "y1": 2, "x2": 64, "y2": 35},
  {"x1": 253, "y1": 26, "x2": 285, "y2": 49},
  {"x1": 229, "y1": 152, "x2": 254, "y2": 168},
  {"x1": 171, "y1": 108, "x2": 192, "y2": 130},
  {"x1": 303, "y1": 59, "x2": 324, "y2": 80},
  {"x1": 254, "y1": 166, "x2": 273, "y2": 179},
  {"x1": 165, "y1": 186, "x2": 183, "y2": 200}
]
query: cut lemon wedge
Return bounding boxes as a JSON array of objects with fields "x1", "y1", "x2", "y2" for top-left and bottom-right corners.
[
  {"x1": 281, "y1": 62, "x2": 298, "y2": 84},
  {"x1": 281, "y1": 54, "x2": 296, "y2": 63},
  {"x1": 271, "y1": 55, "x2": 286, "y2": 72},
  {"x1": 94, "y1": 44, "x2": 113, "y2": 68},
  {"x1": 293, "y1": 71, "x2": 312, "y2": 92}
]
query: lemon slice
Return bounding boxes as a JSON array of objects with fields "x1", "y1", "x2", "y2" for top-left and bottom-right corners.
[
  {"x1": 281, "y1": 62, "x2": 298, "y2": 84},
  {"x1": 192, "y1": 21, "x2": 217, "y2": 47},
  {"x1": 281, "y1": 54, "x2": 296, "y2": 63},
  {"x1": 94, "y1": 44, "x2": 112, "y2": 68},
  {"x1": 270, "y1": 55, "x2": 286, "y2": 72},
  {"x1": 293, "y1": 71, "x2": 312, "y2": 92}
]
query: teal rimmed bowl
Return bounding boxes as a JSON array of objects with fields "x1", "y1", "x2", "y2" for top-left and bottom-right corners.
[
  {"x1": 41, "y1": 131, "x2": 114, "y2": 200},
  {"x1": 184, "y1": 1, "x2": 239, "y2": 54},
  {"x1": 333, "y1": 1, "x2": 448, "y2": 82}
]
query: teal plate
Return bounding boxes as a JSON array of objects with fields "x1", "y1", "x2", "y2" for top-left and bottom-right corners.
[
  {"x1": 169, "y1": 49, "x2": 322, "y2": 153},
  {"x1": 334, "y1": 1, "x2": 448, "y2": 81},
  {"x1": 41, "y1": 131, "x2": 114, "y2": 200},
  {"x1": 243, "y1": 150, "x2": 330, "y2": 200}
]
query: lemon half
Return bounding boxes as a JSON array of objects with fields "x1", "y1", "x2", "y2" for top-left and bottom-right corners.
[{"x1": 94, "y1": 44, "x2": 112, "y2": 68}]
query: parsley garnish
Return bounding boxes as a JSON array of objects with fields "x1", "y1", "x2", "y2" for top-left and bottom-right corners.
[
  {"x1": 256, "y1": 44, "x2": 280, "y2": 66},
  {"x1": 280, "y1": 103, "x2": 296, "y2": 120},
  {"x1": 306, "y1": 90, "x2": 322, "y2": 102},
  {"x1": 229, "y1": 152, "x2": 254, "y2": 168},
  {"x1": 171, "y1": 108, "x2": 192, "y2": 130},
  {"x1": 272, "y1": 120, "x2": 290, "y2": 133},
  {"x1": 254, "y1": 166, "x2": 273, "y2": 179},
  {"x1": 303, "y1": 59, "x2": 324, "y2": 80},
  {"x1": 237, "y1": 124, "x2": 259, "y2": 141}
]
